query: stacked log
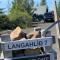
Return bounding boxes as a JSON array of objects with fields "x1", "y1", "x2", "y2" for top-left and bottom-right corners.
[{"x1": 10, "y1": 26, "x2": 27, "y2": 40}]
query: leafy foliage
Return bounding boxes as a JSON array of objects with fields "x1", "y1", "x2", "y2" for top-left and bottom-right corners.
[
  {"x1": 40, "y1": 0, "x2": 46, "y2": 5},
  {"x1": 8, "y1": 0, "x2": 34, "y2": 28},
  {"x1": 0, "y1": 9, "x2": 11, "y2": 30},
  {"x1": 57, "y1": 1, "x2": 60, "y2": 18},
  {"x1": 0, "y1": 0, "x2": 34, "y2": 30}
]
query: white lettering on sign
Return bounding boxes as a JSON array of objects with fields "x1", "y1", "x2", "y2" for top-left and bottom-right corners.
[{"x1": 3, "y1": 37, "x2": 53, "y2": 51}]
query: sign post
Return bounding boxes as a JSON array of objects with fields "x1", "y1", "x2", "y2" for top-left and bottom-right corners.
[
  {"x1": 0, "y1": 36, "x2": 56, "y2": 60},
  {"x1": 2, "y1": 37, "x2": 53, "y2": 51}
]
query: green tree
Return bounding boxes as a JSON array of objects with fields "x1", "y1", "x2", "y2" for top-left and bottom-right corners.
[
  {"x1": 0, "y1": 8, "x2": 5, "y2": 30},
  {"x1": 24, "y1": 0, "x2": 34, "y2": 14},
  {"x1": 0, "y1": 9, "x2": 4, "y2": 16},
  {"x1": 8, "y1": 0, "x2": 34, "y2": 28},
  {"x1": 40, "y1": 0, "x2": 46, "y2": 5},
  {"x1": 0, "y1": 8, "x2": 10, "y2": 30},
  {"x1": 57, "y1": 0, "x2": 60, "y2": 18}
]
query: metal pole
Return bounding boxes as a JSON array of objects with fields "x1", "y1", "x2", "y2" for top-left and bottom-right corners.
[
  {"x1": 44, "y1": 20, "x2": 60, "y2": 32},
  {"x1": 53, "y1": 0, "x2": 60, "y2": 53},
  {"x1": 53, "y1": 0, "x2": 60, "y2": 38}
]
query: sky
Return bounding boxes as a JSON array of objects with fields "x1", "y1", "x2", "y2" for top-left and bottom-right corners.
[
  {"x1": 0, "y1": 0, "x2": 59, "y2": 13},
  {"x1": 34, "y1": 0, "x2": 59, "y2": 11}
]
